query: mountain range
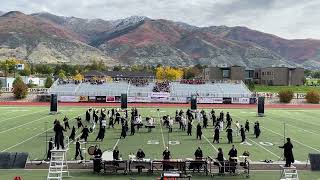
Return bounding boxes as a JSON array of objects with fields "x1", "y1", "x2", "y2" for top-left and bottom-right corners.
[{"x1": 0, "y1": 11, "x2": 320, "y2": 69}]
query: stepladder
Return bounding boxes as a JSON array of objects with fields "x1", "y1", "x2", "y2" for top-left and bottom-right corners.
[
  {"x1": 280, "y1": 165, "x2": 299, "y2": 180},
  {"x1": 47, "y1": 137, "x2": 70, "y2": 180}
]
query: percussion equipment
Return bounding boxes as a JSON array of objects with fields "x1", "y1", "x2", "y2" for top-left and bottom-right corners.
[
  {"x1": 88, "y1": 146, "x2": 96, "y2": 155},
  {"x1": 101, "y1": 151, "x2": 113, "y2": 161},
  {"x1": 145, "y1": 125, "x2": 155, "y2": 128},
  {"x1": 230, "y1": 157, "x2": 239, "y2": 160}
]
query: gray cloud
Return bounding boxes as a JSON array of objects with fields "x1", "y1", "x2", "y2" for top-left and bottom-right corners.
[{"x1": 1, "y1": 0, "x2": 319, "y2": 39}]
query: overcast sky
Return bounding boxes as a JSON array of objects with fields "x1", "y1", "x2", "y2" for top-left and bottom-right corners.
[{"x1": 1, "y1": 0, "x2": 319, "y2": 39}]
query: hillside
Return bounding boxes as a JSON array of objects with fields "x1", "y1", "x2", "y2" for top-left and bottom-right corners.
[
  {"x1": 0, "y1": 11, "x2": 117, "y2": 65},
  {"x1": 0, "y1": 11, "x2": 319, "y2": 68}
]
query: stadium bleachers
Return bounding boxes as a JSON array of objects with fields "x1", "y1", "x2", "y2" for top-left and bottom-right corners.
[{"x1": 49, "y1": 80, "x2": 252, "y2": 98}]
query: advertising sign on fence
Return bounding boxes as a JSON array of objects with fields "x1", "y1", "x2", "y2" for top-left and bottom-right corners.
[
  {"x1": 96, "y1": 96, "x2": 106, "y2": 103},
  {"x1": 106, "y1": 96, "x2": 115, "y2": 102},
  {"x1": 198, "y1": 97, "x2": 214, "y2": 104},
  {"x1": 59, "y1": 96, "x2": 79, "y2": 102},
  {"x1": 212, "y1": 98, "x2": 223, "y2": 104},
  {"x1": 169, "y1": 97, "x2": 187, "y2": 103},
  {"x1": 232, "y1": 97, "x2": 250, "y2": 104},
  {"x1": 79, "y1": 96, "x2": 88, "y2": 102},
  {"x1": 128, "y1": 97, "x2": 151, "y2": 102},
  {"x1": 150, "y1": 92, "x2": 170, "y2": 98}
]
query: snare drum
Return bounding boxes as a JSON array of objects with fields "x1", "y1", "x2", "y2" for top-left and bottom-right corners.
[{"x1": 88, "y1": 146, "x2": 96, "y2": 155}]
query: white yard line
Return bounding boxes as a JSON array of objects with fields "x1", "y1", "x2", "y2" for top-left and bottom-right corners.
[
  {"x1": 0, "y1": 114, "x2": 52, "y2": 134},
  {"x1": 191, "y1": 123, "x2": 218, "y2": 153},
  {"x1": 236, "y1": 114, "x2": 320, "y2": 153},
  {"x1": 1, "y1": 131, "x2": 45, "y2": 152},
  {"x1": 1, "y1": 112, "x2": 83, "y2": 151},
  {"x1": 157, "y1": 111, "x2": 166, "y2": 148},
  {"x1": 0, "y1": 110, "x2": 45, "y2": 123},
  {"x1": 269, "y1": 111, "x2": 320, "y2": 128},
  {"x1": 259, "y1": 124, "x2": 320, "y2": 153},
  {"x1": 112, "y1": 139, "x2": 120, "y2": 150},
  {"x1": 246, "y1": 138, "x2": 281, "y2": 159}
]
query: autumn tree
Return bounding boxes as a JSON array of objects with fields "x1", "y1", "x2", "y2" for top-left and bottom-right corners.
[
  {"x1": 73, "y1": 73, "x2": 84, "y2": 81},
  {"x1": 58, "y1": 70, "x2": 66, "y2": 80},
  {"x1": 156, "y1": 66, "x2": 183, "y2": 81},
  {"x1": 12, "y1": 76, "x2": 28, "y2": 99},
  {"x1": 45, "y1": 76, "x2": 54, "y2": 88}
]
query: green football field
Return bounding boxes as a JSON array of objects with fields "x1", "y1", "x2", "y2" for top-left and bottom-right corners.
[{"x1": 1, "y1": 105, "x2": 320, "y2": 163}]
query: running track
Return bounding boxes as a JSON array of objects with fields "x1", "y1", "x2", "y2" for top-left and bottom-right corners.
[{"x1": 0, "y1": 102, "x2": 320, "y2": 109}]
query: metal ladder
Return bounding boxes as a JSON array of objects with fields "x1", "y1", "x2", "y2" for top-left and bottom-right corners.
[
  {"x1": 47, "y1": 137, "x2": 70, "y2": 180},
  {"x1": 280, "y1": 165, "x2": 299, "y2": 180}
]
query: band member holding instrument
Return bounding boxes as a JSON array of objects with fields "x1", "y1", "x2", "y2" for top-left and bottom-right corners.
[
  {"x1": 86, "y1": 108, "x2": 92, "y2": 122},
  {"x1": 69, "y1": 126, "x2": 76, "y2": 141},
  {"x1": 63, "y1": 116, "x2": 70, "y2": 130},
  {"x1": 80, "y1": 125, "x2": 90, "y2": 142},
  {"x1": 196, "y1": 123, "x2": 202, "y2": 140},
  {"x1": 228, "y1": 145, "x2": 238, "y2": 173},
  {"x1": 245, "y1": 120, "x2": 250, "y2": 133},
  {"x1": 162, "y1": 147, "x2": 171, "y2": 160},
  {"x1": 76, "y1": 116, "x2": 83, "y2": 129},
  {"x1": 240, "y1": 125, "x2": 246, "y2": 142},
  {"x1": 213, "y1": 125, "x2": 220, "y2": 143},
  {"x1": 113, "y1": 146, "x2": 120, "y2": 160},
  {"x1": 74, "y1": 138, "x2": 84, "y2": 160},
  {"x1": 226, "y1": 127, "x2": 233, "y2": 144},
  {"x1": 136, "y1": 149, "x2": 146, "y2": 159},
  {"x1": 187, "y1": 120, "x2": 192, "y2": 136}
]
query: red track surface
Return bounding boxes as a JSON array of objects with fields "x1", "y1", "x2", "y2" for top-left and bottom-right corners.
[{"x1": 0, "y1": 102, "x2": 319, "y2": 109}]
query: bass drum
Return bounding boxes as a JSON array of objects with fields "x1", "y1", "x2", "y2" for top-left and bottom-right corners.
[
  {"x1": 101, "y1": 150, "x2": 113, "y2": 161},
  {"x1": 87, "y1": 146, "x2": 96, "y2": 155}
]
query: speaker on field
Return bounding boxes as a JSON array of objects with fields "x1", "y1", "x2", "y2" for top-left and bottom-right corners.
[
  {"x1": 50, "y1": 94, "x2": 58, "y2": 114},
  {"x1": 121, "y1": 94, "x2": 127, "y2": 109},
  {"x1": 309, "y1": 154, "x2": 320, "y2": 171},
  {"x1": 0, "y1": 152, "x2": 28, "y2": 169},
  {"x1": 257, "y1": 96, "x2": 265, "y2": 117},
  {"x1": 191, "y1": 95, "x2": 197, "y2": 110}
]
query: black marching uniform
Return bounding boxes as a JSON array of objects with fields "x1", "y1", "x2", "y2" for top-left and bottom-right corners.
[
  {"x1": 80, "y1": 126, "x2": 90, "y2": 142},
  {"x1": 245, "y1": 120, "x2": 250, "y2": 132},
  {"x1": 213, "y1": 126, "x2": 220, "y2": 143},
  {"x1": 196, "y1": 124, "x2": 202, "y2": 140},
  {"x1": 63, "y1": 116, "x2": 70, "y2": 130},
  {"x1": 130, "y1": 121, "x2": 135, "y2": 135},
  {"x1": 240, "y1": 126, "x2": 246, "y2": 142},
  {"x1": 226, "y1": 128, "x2": 233, "y2": 144},
  {"x1": 69, "y1": 126, "x2": 76, "y2": 141},
  {"x1": 86, "y1": 109, "x2": 91, "y2": 122},
  {"x1": 53, "y1": 122, "x2": 65, "y2": 150},
  {"x1": 74, "y1": 140, "x2": 84, "y2": 160},
  {"x1": 47, "y1": 138, "x2": 53, "y2": 160},
  {"x1": 279, "y1": 139, "x2": 294, "y2": 167},
  {"x1": 187, "y1": 121, "x2": 192, "y2": 136},
  {"x1": 76, "y1": 117, "x2": 83, "y2": 129}
]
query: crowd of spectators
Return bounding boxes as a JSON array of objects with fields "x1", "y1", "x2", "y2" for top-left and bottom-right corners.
[
  {"x1": 153, "y1": 81, "x2": 170, "y2": 92},
  {"x1": 58, "y1": 79, "x2": 81, "y2": 85},
  {"x1": 128, "y1": 78, "x2": 149, "y2": 87},
  {"x1": 180, "y1": 79, "x2": 205, "y2": 84}
]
